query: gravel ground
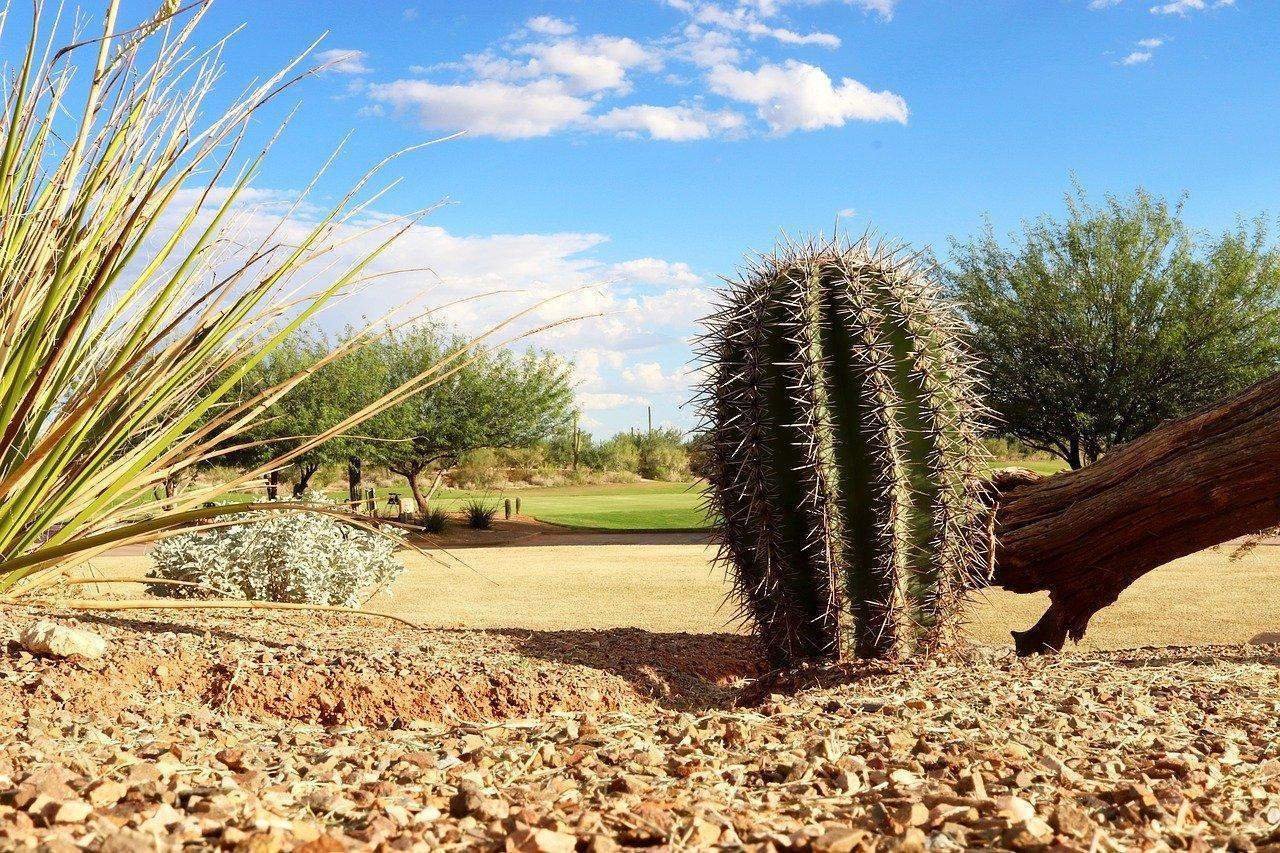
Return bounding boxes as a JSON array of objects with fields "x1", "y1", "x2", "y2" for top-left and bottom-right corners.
[{"x1": 2, "y1": 605, "x2": 1279, "y2": 851}]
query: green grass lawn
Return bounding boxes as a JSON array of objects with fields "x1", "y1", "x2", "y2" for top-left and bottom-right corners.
[
  {"x1": 436, "y1": 481, "x2": 710, "y2": 531},
  {"x1": 1001, "y1": 456, "x2": 1068, "y2": 476}
]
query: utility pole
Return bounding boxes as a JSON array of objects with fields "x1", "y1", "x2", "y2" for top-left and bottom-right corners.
[
  {"x1": 647, "y1": 406, "x2": 652, "y2": 436},
  {"x1": 571, "y1": 415, "x2": 580, "y2": 472}
]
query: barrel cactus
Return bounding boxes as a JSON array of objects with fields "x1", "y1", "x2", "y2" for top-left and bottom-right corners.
[{"x1": 695, "y1": 238, "x2": 989, "y2": 665}]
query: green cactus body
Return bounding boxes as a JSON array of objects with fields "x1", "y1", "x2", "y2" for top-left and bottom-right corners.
[{"x1": 697, "y1": 239, "x2": 988, "y2": 664}]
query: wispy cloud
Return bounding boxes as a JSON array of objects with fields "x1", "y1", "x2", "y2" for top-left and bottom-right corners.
[
  {"x1": 368, "y1": 79, "x2": 592, "y2": 140},
  {"x1": 1150, "y1": 0, "x2": 1234, "y2": 15},
  {"x1": 593, "y1": 104, "x2": 745, "y2": 140},
  {"x1": 681, "y1": 2, "x2": 842, "y2": 49},
  {"x1": 1119, "y1": 36, "x2": 1166, "y2": 65},
  {"x1": 526, "y1": 15, "x2": 577, "y2": 36}
]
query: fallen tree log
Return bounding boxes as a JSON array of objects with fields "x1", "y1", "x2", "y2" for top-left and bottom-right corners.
[{"x1": 989, "y1": 372, "x2": 1280, "y2": 655}]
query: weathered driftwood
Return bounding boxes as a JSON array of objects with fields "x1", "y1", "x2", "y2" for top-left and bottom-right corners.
[{"x1": 989, "y1": 372, "x2": 1280, "y2": 654}]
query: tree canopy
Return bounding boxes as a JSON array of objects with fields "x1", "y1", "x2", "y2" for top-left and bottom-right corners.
[
  {"x1": 364, "y1": 323, "x2": 575, "y2": 510},
  {"x1": 947, "y1": 186, "x2": 1280, "y2": 468}
]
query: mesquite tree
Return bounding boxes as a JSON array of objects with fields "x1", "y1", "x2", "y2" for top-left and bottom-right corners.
[
  {"x1": 699, "y1": 237, "x2": 1280, "y2": 663},
  {"x1": 948, "y1": 186, "x2": 1280, "y2": 469},
  {"x1": 370, "y1": 324, "x2": 574, "y2": 514},
  {"x1": 241, "y1": 331, "x2": 388, "y2": 500},
  {"x1": 695, "y1": 239, "x2": 990, "y2": 665}
]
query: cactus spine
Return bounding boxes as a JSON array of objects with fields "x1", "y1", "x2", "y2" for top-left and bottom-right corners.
[{"x1": 695, "y1": 238, "x2": 988, "y2": 665}]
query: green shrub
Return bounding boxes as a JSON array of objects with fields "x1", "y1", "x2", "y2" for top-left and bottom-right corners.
[
  {"x1": 637, "y1": 428, "x2": 691, "y2": 481},
  {"x1": 586, "y1": 435, "x2": 641, "y2": 473},
  {"x1": 149, "y1": 509, "x2": 403, "y2": 606}
]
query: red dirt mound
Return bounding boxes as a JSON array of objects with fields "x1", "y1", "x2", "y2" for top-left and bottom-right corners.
[{"x1": 0, "y1": 606, "x2": 763, "y2": 728}]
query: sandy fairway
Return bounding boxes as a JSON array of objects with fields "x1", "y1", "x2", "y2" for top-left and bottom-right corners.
[{"x1": 78, "y1": 535, "x2": 1280, "y2": 650}]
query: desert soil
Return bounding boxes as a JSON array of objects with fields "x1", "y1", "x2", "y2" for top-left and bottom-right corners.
[{"x1": 2, "y1": 604, "x2": 1280, "y2": 851}]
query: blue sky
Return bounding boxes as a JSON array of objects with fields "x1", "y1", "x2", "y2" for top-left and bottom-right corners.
[{"x1": 93, "y1": 1, "x2": 1280, "y2": 434}]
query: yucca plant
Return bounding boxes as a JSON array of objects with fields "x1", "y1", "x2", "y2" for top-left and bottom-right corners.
[
  {"x1": 0, "y1": 1, "x2": 571, "y2": 612},
  {"x1": 695, "y1": 238, "x2": 989, "y2": 666},
  {"x1": 464, "y1": 498, "x2": 499, "y2": 530}
]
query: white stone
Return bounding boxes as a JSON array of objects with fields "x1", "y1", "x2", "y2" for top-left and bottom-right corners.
[{"x1": 19, "y1": 621, "x2": 107, "y2": 659}]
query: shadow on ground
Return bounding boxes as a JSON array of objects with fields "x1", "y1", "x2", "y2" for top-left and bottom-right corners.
[{"x1": 497, "y1": 626, "x2": 764, "y2": 710}]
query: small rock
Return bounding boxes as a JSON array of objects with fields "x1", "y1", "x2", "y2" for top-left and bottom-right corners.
[
  {"x1": 995, "y1": 795, "x2": 1036, "y2": 823},
  {"x1": 19, "y1": 621, "x2": 107, "y2": 659},
  {"x1": 449, "y1": 785, "x2": 507, "y2": 821},
  {"x1": 1001, "y1": 817, "x2": 1054, "y2": 848},
  {"x1": 583, "y1": 835, "x2": 620, "y2": 853},
  {"x1": 958, "y1": 770, "x2": 986, "y2": 799},
  {"x1": 889, "y1": 801, "x2": 929, "y2": 829},
  {"x1": 890, "y1": 826, "x2": 927, "y2": 853},
  {"x1": 608, "y1": 774, "x2": 647, "y2": 795},
  {"x1": 47, "y1": 800, "x2": 92, "y2": 823},
  {"x1": 1227, "y1": 835, "x2": 1257, "y2": 853},
  {"x1": 86, "y1": 780, "x2": 127, "y2": 808},
  {"x1": 889, "y1": 769, "x2": 921, "y2": 789},
  {"x1": 99, "y1": 830, "x2": 157, "y2": 853},
  {"x1": 1053, "y1": 801, "x2": 1095, "y2": 838},
  {"x1": 505, "y1": 826, "x2": 578, "y2": 853},
  {"x1": 812, "y1": 827, "x2": 866, "y2": 853}
]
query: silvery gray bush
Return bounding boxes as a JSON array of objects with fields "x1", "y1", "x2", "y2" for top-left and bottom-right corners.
[{"x1": 148, "y1": 506, "x2": 404, "y2": 607}]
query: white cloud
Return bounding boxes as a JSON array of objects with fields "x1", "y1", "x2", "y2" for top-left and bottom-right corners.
[
  {"x1": 314, "y1": 49, "x2": 371, "y2": 75},
  {"x1": 572, "y1": 348, "x2": 626, "y2": 389},
  {"x1": 580, "y1": 392, "x2": 650, "y2": 410},
  {"x1": 519, "y1": 36, "x2": 659, "y2": 94},
  {"x1": 139, "y1": 182, "x2": 726, "y2": 435},
  {"x1": 593, "y1": 104, "x2": 745, "y2": 140},
  {"x1": 690, "y1": 3, "x2": 842, "y2": 48},
  {"x1": 455, "y1": 35, "x2": 659, "y2": 96},
  {"x1": 403, "y1": 8, "x2": 419, "y2": 21},
  {"x1": 708, "y1": 59, "x2": 908, "y2": 133},
  {"x1": 673, "y1": 26, "x2": 743, "y2": 68},
  {"x1": 527, "y1": 15, "x2": 577, "y2": 36},
  {"x1": 847, "y1": 0, "x2": 899, "y2": 20},
  {"x1": 837, "y1": 207, "x2": 857, "y2": 218},
  {"x1": 1150, "y1": 0, "x2": 1233, "y2": 14},
  {"x1": 155, "y1": 186, "x2": 711, "y2": 428},
  {"x1": 733, "y1": 0, "x2": 899, "y2": 21},
  {"x1": 1088, "y1": 0, "x2": 1123, "y2": 8},
  {"x1": 609, "y1": 258, "x2": 704, "y2": 285},
  {"x1": 367, "y1": 78, "x2": 592, "y2": 139},
  {"x1": 358, "y1": 6, "x2": 908, "y2": 141},
  {"x1": 620, "y1": 362, "x2": 693, "y2": 393},
  {"x1": 1119, "y1": 36, "x2": 1166, "y2": 65}
]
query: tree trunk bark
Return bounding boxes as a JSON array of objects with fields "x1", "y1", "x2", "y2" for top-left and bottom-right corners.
[
  {"x1": 347, "y1": 457, "x2": 362, "y2": 511},
  {"x1": 989, "y1": 373, "x2": 1280, "y2": 654},
  {"x1": 162, "y1": 472, "x2": 183, "y2": 512},
  {"x1": 266, "y1": 469, "x2": 280, "y2": 502},
  {"x1": 405, "y1": 470, "x2": 429, "y2": 519},
  {"x1": 423, "y1": 469, "x2": 447, "y2": 508},
  {"x1": 292, "y1": 462, "x2": 319, "y2": 499}
]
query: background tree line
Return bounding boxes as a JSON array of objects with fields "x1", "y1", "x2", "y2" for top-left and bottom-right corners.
[{"x1": 202, "y1": 322, "x2": 695, "y2": 516}]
